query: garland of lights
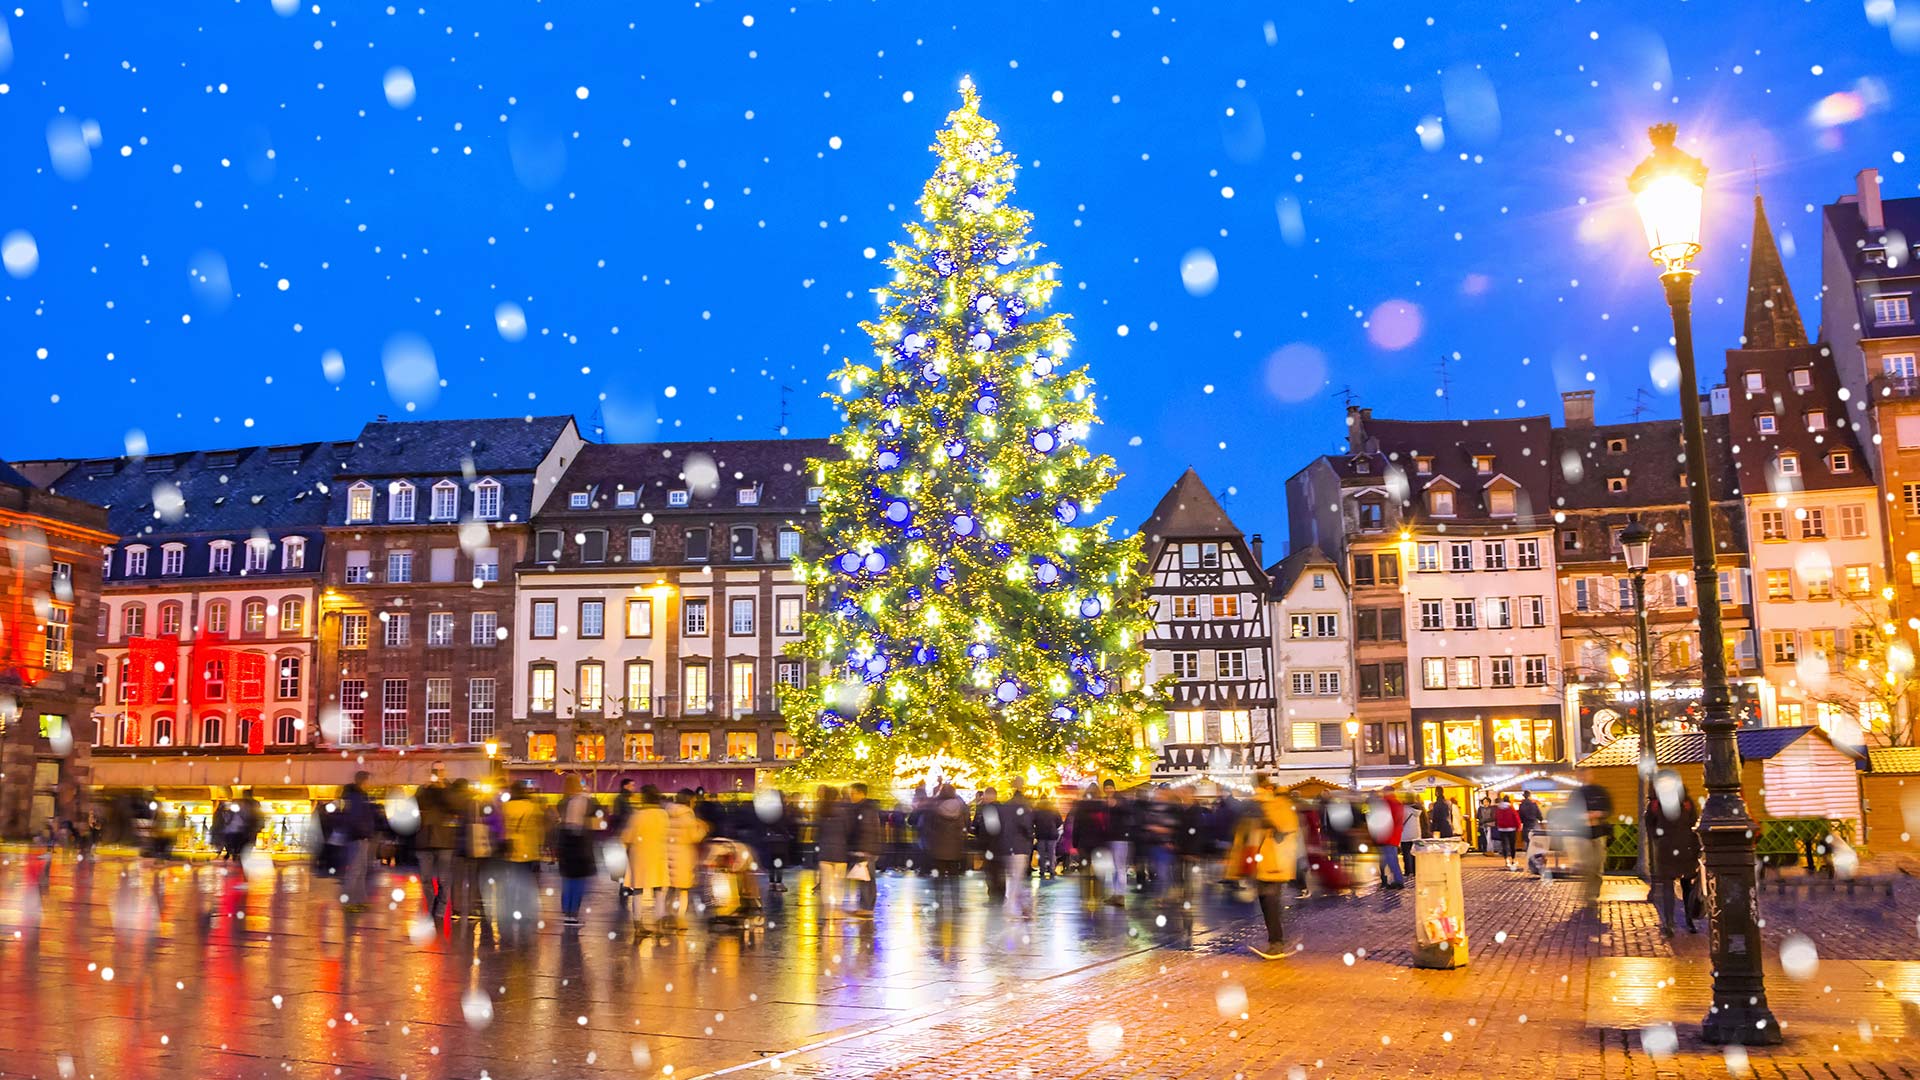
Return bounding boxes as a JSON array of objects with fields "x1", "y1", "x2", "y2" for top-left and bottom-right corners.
[{"x1": 781, "y1": 79, "x2": 1160, "y2": 787}]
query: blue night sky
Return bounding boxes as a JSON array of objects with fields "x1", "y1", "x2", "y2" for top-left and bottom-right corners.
[{"x1": 2, "y1": 1, "x2": 1915, "y2": 543}]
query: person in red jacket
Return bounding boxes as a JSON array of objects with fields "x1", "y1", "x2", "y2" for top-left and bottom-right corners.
[
  {"x1": 1493, "y1": 796, "x2": 1523, "y2": 870},
  {"x1": 1366, "y1": 793, "x2": 1409, "y2": 889}
]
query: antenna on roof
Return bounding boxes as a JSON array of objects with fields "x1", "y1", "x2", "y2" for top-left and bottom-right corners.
[
  {"x1": 776, "y1": 385, "x2": 793, "y2": 437},
  {"x1": 1628, "y1": 387, "x2": 1655, "y2": 423},
  {"x1": 1336, "y1": 384, "x2": 1358, "y2": 410},
  {"x1": 587, "y1": 403, "x2": 607, "y2": 443},
  {"x1": 1435, "y1": 354, "x2": 1455, "y2": 418}
]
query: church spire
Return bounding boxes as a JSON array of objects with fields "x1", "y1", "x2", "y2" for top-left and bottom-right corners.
[{"x1": 1743, "y1": 194, "x2": 1806, "y2": 349}]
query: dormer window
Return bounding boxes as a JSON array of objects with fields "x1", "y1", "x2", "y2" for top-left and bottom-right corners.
[
  {"x1": 473, "y1": 477, "x2": 502, "y2": 520},
  {"x1": 1789, "y1": 368, "x2": 1812, "y2": 390},
  {"x1": 347, "y1": 481, "x2": 374, "y2": 523},
  {"x1": 388, "y1": 481, "x2": 416, "y2": 523},
  {"x1": 431, "y1": 480, "x2": 459, "y2": 520},
  {"x1": 1472, "y1": 455, "x2": 1494, "y2": 475},
  {"x1": 1414, "y1": 456, "x2": 1434, "y2": 476},
  {"x1": 1607, "y1": 477, "x2": 1628, "y2": 494},
  {"x1": 1830, "y1": 451, "x2": 1852, "y2": 474},
  {"x1": 616, "y1": 490, "x2": 637, "y2": 508},
  {"x1": 208, "y1": 540, "x2": 233, "y2": 573},
  {"x1": 1606, "y1": 437, "x2": 1628, "y2": 454},
  {"x1": 1873, "y1": 295, "x2": 1912, "y2": 326},
  {"x1": 1756, "y1": 414, "x2": 1777, "y2": 434},
  {"x1": 1743, "y1": 371, "x2": 1765, "y2": 393},
  {"x1": 1864, "y1": 247, "x2": 1888, "y2": 266},
  {"x1": 569, "y1": 492, "x2": 591, "y2": 509},
  {"x1": 1353, "y1": 457, "x2": 1371, "y2": 475},
  {"x1": 737, "y1": 487, "x2": 760, "y2": 506},
  {"x1": 668, "y1": 490, "x2": 691, "y2": 507},
  {"x1": 1487, "y1": 488, "x2": 1516, "y2": 517},
  {"x1": 806, "y1": 486, "x2": 824, "y2": 504},
  {"x1": 1778, "y1": 452, "x2": 1801, "y2": 476},
  {"x1": 1428, "y1": 489, "x2": 1455, "y2": 516}
]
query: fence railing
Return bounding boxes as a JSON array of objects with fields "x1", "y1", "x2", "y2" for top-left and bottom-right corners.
[{"x1": 1603, "y1": 817, "x2": 1857, "y2": 873}]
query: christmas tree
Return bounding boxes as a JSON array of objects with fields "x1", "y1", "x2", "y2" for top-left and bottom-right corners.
[{"x1": 785, "y1": 80, "x2": 1158, "y2": 789}]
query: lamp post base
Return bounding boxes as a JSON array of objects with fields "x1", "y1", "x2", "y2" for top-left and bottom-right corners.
[{"x1": 1701, "y1": 1001, "x2": 1784, "y2": 1046}]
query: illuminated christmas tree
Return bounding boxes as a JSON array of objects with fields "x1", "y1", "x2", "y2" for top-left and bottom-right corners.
[{"x1": 785, "y1": 80, "x2": 1157, "y2": 787}]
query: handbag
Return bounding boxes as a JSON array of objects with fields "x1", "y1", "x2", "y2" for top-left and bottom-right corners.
[
  {"x1": 1685, "y1": 868, "x2": 1706, "y2": 921},
  {"x1": 849, "y1": 861, "x2": 872, "y2": 882}
]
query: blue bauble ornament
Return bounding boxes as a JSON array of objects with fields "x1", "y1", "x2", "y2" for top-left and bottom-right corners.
[
  {"x1": 836, "y1": 552, "x2": 862, "y2": 575},
  {"x1": 883, "y1": 498, "x2": 912, "y2": 525},
  {"x1": 900, "y1": 332, "x2": 928, "y2": 358},
  {"x1": 943, "y1": 438, "x2": 967, "y2": 460},
  {"x1": 911, "y1": 643, "x2": 938, "y2": 666},
  {"x1": 874, "y1": 717, "x2": 894, "y2": 736},
  {"x1": 994, "y1": 679, "x2": 1019, "y2": 703},
  {"x1": 933, "y1": 563, "x2": 956, "y2": 588},
  {"x1": 932, "y1": 250, "x2": 958, "y2": 277},
  {"x1": 968, "y1": 236, "x2": 994, "y2": 262},
  {"x1": 905, "y1": 586, "x2": 923, "y2": 603},
  {"x1": 1005, "y1": 296, "x2": 1028, "y2": 321},
  {"x1": 1054, "y1": 498, "x2": 1079, "y2": 524},
  {"x1": 967, "y1": 642, "x2": 992, "y2": 662},
  {"x1": 863, "y1": 655, "x2": 889, "y2": 680},
  {"x1": 996, "y1": 246, "x2": 1018, "y2": 266},
  {"x1": 920, "y1": 362, "x2": 943, "y2": 386},
  {"x1": 881, "y1": 419, "x2": 900, "y2": 437},
  {"x1": 1034, "y1": 560, "x2": 1061, "y2": 587},
  {"x1": 1050, "y1": 704, "x2": 1075, "y2": 724},
  {"x1": 990, "y1": 542, "x2": 1012, "y2": 559},
  {"x1": 862, "y1": 550, "x2": 889, "y2": 574},
  {"x1": 1031, "y1": 429, "x2": 1058, "y2": 454},
  {"x1": 1085, "y1": 674, "x2": 1110, "y2": 698},
  {"x1": 883, "y1": 390, "x2": 903, "y2": 408},
  {"x1": 1079, "y1": 596, "x2": 1103, "y2": 619},
  {"x1": 972, "y1": 293, "x2": 995, "y2": 314},
  {"x1": 915, "y1": 293, "x2": 938, "y2": 315},
  {"x1": 876, "y1": 448, "x2": 902, "y2": 471},
  {"x1": 969, "y1": 331, "x2": 993, "y2": 352},
  {"x1": 1030, "y1": 355, "x2": 1054, "y2": 378},
  {"x1": 974, "y1": 393, "x2": 998, "y2": 416},
  {"x1": 819, "y1": 709, "x2": 845, "y2": 729},
  {"x1": 1069, "y1": 652, "x2": 1094, "y2": 673},
  {"x1": 950, "y1": 512, "x2": 977, "y2": 538}
]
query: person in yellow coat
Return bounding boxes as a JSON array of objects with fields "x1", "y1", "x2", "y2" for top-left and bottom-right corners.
[
  {"x1": 1224, "y1": 773, "x2": 1299, "y2": 960},
  {"x1": 621, "y1": 785, "x2": 670, "y2": 933},
  {"x1": 663, "y1": 789, "x2": 708, "y2": 929},
  {"x1": 500, "y1": 780, "x2": 553, "y2": 944}
]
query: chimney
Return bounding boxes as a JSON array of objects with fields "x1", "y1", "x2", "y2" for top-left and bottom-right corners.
[
  {"x1": 1858, "y1": 168, "x2": 1884, "y2": 231},
  {"x1": 1250, "y1": 533, "x2": 1264, "y2": 567},
  {"x1": 375, "y1": 413, "x2": 390, "y2": 423},
  {"x1": 1561, "y1": 390, "x2": 1595, "y2": 428},
  {"x1": 1346, "y1": 405, "x2": 1372, "y2": 453}
]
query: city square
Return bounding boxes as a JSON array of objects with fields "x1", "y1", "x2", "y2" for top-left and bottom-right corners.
[{"x1": 4, "y1": 1, "x2": 1920, "y2": 1077}]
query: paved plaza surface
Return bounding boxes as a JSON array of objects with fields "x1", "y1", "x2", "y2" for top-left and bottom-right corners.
[{"x1": 0, "y1": 851, "x2": 1915, "y2": 1079}]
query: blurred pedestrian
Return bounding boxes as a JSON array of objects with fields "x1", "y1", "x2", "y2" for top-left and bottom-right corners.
[
  {"x1": 414, "y1": 764, "x2": 457, "y2": 919},
  {"x1": 1227, "y1": 774, "x2": 1299, "y2": 960},
  {"x1": 340, "y1": 771, "x2": 379, "y2": 911},
  {"x1": 846, "y1": 782, "x2": 882, "y2": 916},
  {"x1": 758, "y1": 788, "x2": 793, "y2": 894},
  {"x1": 814, "y1": 785, "x2": 849, "y2": 914},
  {"x1": 622, "y1": 785, "x2": 670, "y2": 933},
  {"x1": 1518, "y1": 791, "x2": 1543, "y2": 848},
  {"x1": 1069, "y1": 783, "x2": 1108, "y2": 906},
  {"x1": 1367, "y1": 792, "x2": 1407, "y2": 889},
  {"x1": 1475, "y1": 795, "x2": 1497, "y2": 855},
  {"x1": 922, "y1": 782, "x2": 969, "y2": 906},
  {"x1": 1645, "y1": 772, "x2": 1701, "y2": 938},
  {"x1": 501, "y1": 780, "x2": 551, "y2": 942},
  {"x1": 1427, "y1": 795, "x2": 1457, "y2": 840},
  {"x1": 1399, "y1": 794, "x2": 1421, "y2": 879},
  {"x1": 1494, "y1": 795, "x2": 1522, "y2": 870},
  {"x1": 1031, "y1": 796, "x2": 1062, "y2": 880},
  {"x1": 665, "y1": 790, "x2": 707, "y2": 929},
  {"x1": 555, "y1": 774, "x2": 598, "y2": 927},
  {"x1": 1574, "y1": 782, "x2": 1615, "y2": 906},
  {"x1": 1102, "y1": 780, "x2": 1132, "y2": 905},
  {"x1": 973, "y1": 786, "x2": 1008, "y2": 903}
]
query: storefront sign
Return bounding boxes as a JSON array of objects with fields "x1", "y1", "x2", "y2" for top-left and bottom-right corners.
[{"x1": 1575, "y1": 680, "x2": 1763, "y2": 755}]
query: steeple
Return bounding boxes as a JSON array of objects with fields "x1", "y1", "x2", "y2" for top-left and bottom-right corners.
[{"x1": 1742, "y1": 194, "x2": 1806, "y2": 350}]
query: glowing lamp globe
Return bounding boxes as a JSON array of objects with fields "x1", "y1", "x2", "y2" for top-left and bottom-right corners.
[
  {"x1": 1619, "y1": 519, "x2": 1652, "y2": 572},
  {"x1": 1625, "y1": 123, "x2": 1708, "y2": 275}
]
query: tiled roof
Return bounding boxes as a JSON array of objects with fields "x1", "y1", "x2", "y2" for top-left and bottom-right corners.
[
  {"x1": 37, "y1": 443, "x2": 337, "y2": 539},
  {"x1": 1575, "y1": 725, "x2": 1821, "y2": 768},
  {"x1": 1823, "y1": 192, "x2": 1920, "y2": 342},
  {"x1": 545, "y1": 438, "x2": 839, "y2": 513},
  {"x1": 1549, "y1": 413, "x2": 1739, "y2": 509},
  {"x1": 1353, "y1": 413, "x2": 1554, "y2": 525},
  {"x1": 1743, "y1": 195, "x2": 1808, "y2": 350},
  {"x1": 1720, "y1": 339, "x2": 1873, "y2": 496},
  {"x1": 1268, "y1": 545, "x2": 1340, "y2": 597},
  {"x1": 1867, "y1": 746, "x2": 1920, "y2": 775},
  {"x1": 339, "y1": 415, "x2": 577, "y2": 477},
  {"x1": 1140, "y1": 467, "x2": 1244, "y2": 541},
  {"x1": 0, "y1": 459, "x2": 34, "y2": 489}
]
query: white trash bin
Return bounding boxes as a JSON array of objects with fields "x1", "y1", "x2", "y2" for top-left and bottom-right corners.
[{"x1": 1411, "y1": 836, "x2": 1468, "y2": 969}]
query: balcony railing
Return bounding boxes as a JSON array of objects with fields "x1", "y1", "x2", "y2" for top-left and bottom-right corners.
[
  {"x1": 1871, "y1": 374, "x2": 1920, "y2": 400},
  {"x1": 569, "y1": 691, "x2": 788, "y2": 722}
]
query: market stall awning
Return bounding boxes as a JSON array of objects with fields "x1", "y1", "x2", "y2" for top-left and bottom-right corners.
[{"x1": 1383, "y1": 768, "x2": 1477, "y2": 791}]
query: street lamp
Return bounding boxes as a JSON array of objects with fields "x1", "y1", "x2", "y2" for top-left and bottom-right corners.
[
  {"x1": 1626, "y1": 123, "x2": 1778, "y2": 1046},
  {"x1": 1619, "y1": 517, "x2": 1658, "y2": 881},
  {"x1": 1346, "y1": 717, "x2": 1361, "y2": 791}
]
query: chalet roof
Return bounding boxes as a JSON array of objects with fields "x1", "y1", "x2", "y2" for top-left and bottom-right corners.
[
  {"x1": 1267, "y1": 545, "x2": 1341, "y2": 597},
  {"x1": 339, "y1": 415, "x2": 576, "y2": 477},
  {"x1": 1823, "y1": 191, "x2": 1920, "y2": 342},
  {"x1": 1866, "y1": 746, "x2": 1920, "y2": 775},
  {"x1": 1743, "y1": 195, "x2": 1807, "y2": 350},
  {"x1": 1575, "y1": 726, "x2": 1835, "y2": 768},
  {"x1": 1351, "y1": 412, "x2": 1554, "y2": 525},
  {"x1": 542, "y1": 438, "x2": 839, "y2": 514},
  {"x1": 1140, "y1": 467, "x2": 1244, "y2": 541},
  {"x1": 1548, "y1": 413, "x2": 1739, "y2": 509}
]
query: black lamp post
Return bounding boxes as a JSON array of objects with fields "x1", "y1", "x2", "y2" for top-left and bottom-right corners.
[
  {"x1": 1626, "y1": 123, "x2": 1780, "y2": 1045},
  {"x1": 1619, "y1": 518, "x2": 1657, "y2": 881}
]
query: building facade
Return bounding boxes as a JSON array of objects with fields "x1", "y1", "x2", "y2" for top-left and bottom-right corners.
[
  {"x1": 505, "y1": 439, "x2": 830, "y2": 791},
  {"x1": 1138, "y1": 470, "x2": 1277, "y2": 777},
  {"x1": 316, "y1": 416, "x2": 583, "y2": 761},
  {"x1": 1268, "y1": 546, "x2": 1356, "y2": 783},
  {"x1": 0, "y1": 461, "x2": 114, "y2": 838}
]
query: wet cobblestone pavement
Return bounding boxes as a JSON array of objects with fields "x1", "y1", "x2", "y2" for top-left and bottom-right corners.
[{"x1": 0, "y1": 852, "x2": 1915, "y2": 1079}]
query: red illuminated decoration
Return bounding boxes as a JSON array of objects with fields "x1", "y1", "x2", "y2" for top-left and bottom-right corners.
[
  {"x1": 242, "y1": 710, "x2": 265, "y2": 754},
  {"x1": 125, "y1": 637, "x2": 179, "y2": 707}
]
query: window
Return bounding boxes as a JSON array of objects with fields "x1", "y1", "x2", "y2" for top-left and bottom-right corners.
[
  {"x1": 1355, "y1": 608, "x2": 1379, "y2": 641},
  {"x1": 731, "y1": 598, "x2": 754, "y2": 635},
  {"x1": 1790, "y1": 367, "x2": 1812, "y2": 390},
  {"x1": 1845, "y1": 565, "x2": 1872, "y2": 596},
  {"x1": 1617, "y1": 577, "x2": 1634, "y2": 609},
  {"x1": 1830, "y1": 452, "x2": 1852, "y2": 474},
  {"x1": 1419, "y1": 600, "x2": 1444, "y2": 630},
  {"x1": 43, "y1": 605, "x2": 72, "y2": 672},
  {"x1": 527, "y1": 734, "x2": 557, "y2": 762},
  {"x1": 680, "y1": 731, "x2": 711, "y2": 761},
  {"x1": 383, "y1": 611, "x2": 410, "y2": 646},
  {"x1": 1873, "y1": 295, "x2": 1912, "y2": 325},
  {"x1": 1471, "y1": 454, "x2": 1493, "y2": 475},
  {"x1": 625, "y1": 732, "x2": 658, "y2": 762},
  {"x1": 387, "y1": 550, "x2": 413, "y2": 583},
  {"x1": 345, "y1": 550, "x2": 371, "y2": 583},
  {"x1": 1429, "y1": 488, "x2": 1456, "y2": 516},
  {"x1": 1486, "y1": 596, "x2": 1512, "y2": 628},
  {"x1": 339, "y1": 679, "x2": 366, "y2": 742},
  {"x1": 1165, "y1": 711, "x2": 1206, "y2": 743},
  {"x1": 1522, "y1": 596, "x2": 1545, "y2": 627},
  {"x1": 534, "y1": 529, "x2": 563, "y2": 564},
  {"x1": 569, "y1": 491, "x2": 591, "y2": 509},
  {"x1": 1449, "y1": 542, "x2": 1473, "y2": 572},
  {"x1": 1171, "y1": 651, "x2": 1200, "y2": 680},
  {"x1": 388, "y1": 481, "x2": 416, "y2": 522},
  {"x1": 124, "y1": 547, "x2": 148, "y2": 577},
  {"x1": 1218, "y1": 650, "x2": 1246, "y2": 679},
  {"x1": 429, "y1": 548, "x2": 456, "y2": 583},
  {"x1": 1316, "y1": 671, "x2": 1340, "y2": 696},
  {"x1": 381, "y1": 679, "x2": 409, "y2": 746},
  {"x1": 625, "y1": 598, "x2": 654, "y2": 637},
  {"x1": 1380, "y1": 607, "x2": 1404, "y2": 640},
  {"x1": 1422, "y1": 658, "x2": 1447, "y2": 690},
  {"x1": 1523, "y1": 655, "x2": 1548, "y2": 686},
  {"x1": 201, "y1": 715, "x2": 223, "y2": 746},
  {"x1": 778, "y1": 528, "x2": 802, "y2": 559},
  {"x1": 1314, "y1": 613, "x2": 1337, "y2": 637},
  {"x1": 685, "y1": 599, "x2": 709, "y2": 636},
  {"x1": 581, "y1": 530, "x2": 608, "y2": 564},
  {"x1": 159, "y1": 545, "x2": 184, "y2": 576},
  {"x1": 1382, "y1": 662, "x2": 1406, "y2": 698},
  {"x1": 1766, "y1": 569, "x2": 1793, "y2": 600},
  {"x1": 1359, "y1": 663, "x2": 1382, "y2": 699},
  {"x1": 1561, "y1": 529, "x2": 1581, "y2": 552},
  {"x1": 806, "y1": 485, "x2": 824, "y2": 504},
  {"x1": 532, "y1": 600, "x2": 557, "y2": 639},
  {"x1": 1757, "y1": 414, "x2": 1778, "y2": 434},
  {"x1": 244, "y1": 540, "x2": 270, "y2": 574},
  {"x1": 1720, "y1": 571, "x2": 1736, "y2": 603},
  {"x1": 1289, "y1": 671, "x2": 1316, "y2": 696},
  {"x1": 473, "y1": 547, "x2": 499, "y2": 584},
  {"x1": 1806, "y1": 410, "x2": 1827, "y2": 432},
  {"x1": 1607, "y1": 477, "x2": 1629, "y2": 494},
  {"x1": 1453, "y1": 657, "x2": 1481, "y2": 688},
  {"x1": 625, "y1": 662, "x2": 653, "y2": 714},
  {"x1": 577, "y1": 663, "x2": 604, "y2": 713},
  {"x1": 1416, "y1": 542, "x2": 1439, "y2": 572},
  {"x1": 1481, "y1": 542, "x2": 1507, "y2": 571},
  {"x1": 341, "y1": 613, "x2": 369, "y2": 648},
  {"x1": 157, "y1": 602, "x2": 182, "y2": 636},
  {"x1": 669, "y1": 490, "x2": 691, "y2": 507},
  {"x1": 529, "y1": 665, "x2": 556, "y2": 713},
  {"x1": 427, "y1": 612, "x2": 454, "y2": 646},
  {"x1": 1573, "y1": 578, "x2": 1592, "y2": 612},
  {"x1": 1802, "y1": 508, "x2": 1826, "y2": 539},
  {"x1": 1352, "y1": 554, "x2": 1375, "y2": 587},
  {"x1": 1356, "y1": 501, "x2": 1384, "y2": 531},
  {"x1": 616, "y1": 490, "x2": 637, "y2": 508},
  {"x1": 208, "y1": 542, "x2": 232, "y2": 573},
  {"x1": 1515, "y1": 539, "x2": 1540, "y2": 569},
  {"x1": 736, "y1": 485, "x2": 761, "y2": 507},
  {"x1": 1373, "y1": 553, "x2": 1398, "y2": 585},
  {"x1": 347, "y1": 482, "x2": 374, "y2": 523},
  {"x1": 580, "y1": 600, "x2": 605, "y2": 638},
  {"x1": 1839, "y1": 505, "x2": 1867, "y2": 539},
  {"x1": 731, "y1": 661, "x2": 756, "y2": 711},
  {"x1": 1908, "y1": 484, "x2": 1920, "y2": 519},
  {"x1": 1291, "y1": 722, "x2": 1342, "y2": 751},
  {"x1": 685, "y1": 663, "x2": 710, "y2": 712},
  {"x1": 1490, "y1": 656, "x2": 1514, "y2": 687},
  {"x1": 1778, "y1": 453, "x2": 1800, "y2": 476},
  {"x1": 1167, "y1": 595, "x2": 1198, "y2": 620},
  {"x1": 1810, "y1": 629, "x2": 1838, "y2": 672},
  {"x1": 425, "y1": 678, "x2": 452, "y2": 743},
  {"x1": 279, "y1": 598, "x2": 304, "y2": 634},
  {"x1": 1452, "y1": 599, "x2": 1477, "y2": 630},
  {"x1": 1759, "y1": 510, "x2": 1787, "y2": 540},
  {"x1": 468, "y1": 678, "x2": 496, "y2": 742},
  {"x1": 726, "y1": 730, "x2": 759, "y2": 760},
  {"x1": 1414, "y1": 456, "x2": 1433, "y2": 475},
  {"x1": 1671, "y1": 573, "x2": 1691, "y2": 607},
  {"x1": 240, "y1": 600, "x2": 266, "y2": 634},
  {"x1": 777, "y1": 596, "x2": 802, "y2": 634},
  {"x1": 686, "y1": 528, "x2": 711, "y2": 562},
  {"x1": 776, "y1": 659, "x2": 806, "y2": 689},
  {"x1": 431, "y1": 480, "x2": 459, "y2": 520},
  {"x1": 1743, "y1": 371, "x2": 1765, "y2": 393},
  {"x1": 1607, "y1": 437, "x2": 1628, "y2": 453},
  {"x1": 1889, "y1": 354, "x2": 1920, "y2": 382},
  {"x1": 1768, "y1": 630, "x2": 1797, "y2": 664},
  {"x1": 1290, "y1": 613, "x2": 1312, "y2": 639},
  {"x1": 471, "y1": 611, "x2": 498, "y2": 645},
  {"x1": 152, "y1": 715, "x2": 174, "y2": 746},
  {"x1": 1492, "y1": 718, "x2": 1557, "y2": 764},
  {"x1": 473, "y1": 478, "x2": 502, "y2": 520},
  {"x1": 1220, "y1": 711, "x2": 1253, "y2": 743},
  {"x1": 1424, "y1": 719, "x2": 1485, "y2": 766},
  {"x1": 1805, "y1": 567, "x2": 1833, "y2": 599},
  {"x1": 628, "y1": 530, "x2": 654, "y2": 562},
  {"x1": 1212, "y1": 595, "x2": 1240, "y2": 618}
]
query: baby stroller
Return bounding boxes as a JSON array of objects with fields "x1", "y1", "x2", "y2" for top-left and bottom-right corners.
[{"x1": 702, "y1": 838, "x2": 764, "y2": 929}]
